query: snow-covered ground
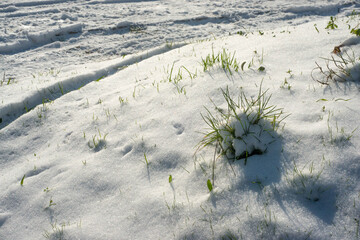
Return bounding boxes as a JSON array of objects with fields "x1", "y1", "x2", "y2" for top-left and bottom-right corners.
[
  {"x1": 1, "y1": 0, "x2": 359, "y2": 80},
  {"x1": 1, "y1": 1, "x2": 360, "y2": 239}
]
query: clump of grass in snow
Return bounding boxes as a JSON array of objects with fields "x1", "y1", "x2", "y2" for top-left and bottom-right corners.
[
  {"x1": 285, "y1": 161, "x2": 326, "y2": 202},
  {"x1": 347, "y1": 11, "x2": 360, "y2": 36},
  {"x1": 44, "y1": 197, "x2": 56, "y2": 210},
  {"x1": 43, "y1": 221, "x2": 65, "y2": 240},
  {"x1": 280, "y1": 78, "x2": 291, "y2": 90},
  {"x1": 118, "y1": 96, "x2": 128, "y2": 105},
  {"x1": 197, "y1": 85, "x2": 286, "y2": 163},
  {"x1": 36, "y1": 98, "x2": 52, "y2": 119},
  {"x1": 58, "y1": 83, "x2": 64, "y2": 95},
  {"x1": 167, "y1": 63, "x2": 193, "y2": 83},
  {"x1": 43, "y1": 219, "x2": 81, "y2": 240},
  {"x1": 245, "y1": 49, "x2": 264, "y2": 70},
  {"x1": 165, "y1": 40, "x2": 174, "y2": 49},
  {"x1": 201, "y1": 48, "x2": 240, "y2": 75},
  {"x1": 1, "y1": 72, "x2": 16, "y2": 86},
  {"x1": 87, "y1": 129, "x2": 108, "y2": 151},
  {"x1": 325, "y1": 16, "x2": 338, "y2": 30},
  {"x1": 326, "y1": 111, "x2": 358, "y2": 145},
  {"x1": 313, "y1": 49, "x2": 360, "y2": 84},
  {"x1": 166, "y1": 63, "x2": 197, "y2": 95}
]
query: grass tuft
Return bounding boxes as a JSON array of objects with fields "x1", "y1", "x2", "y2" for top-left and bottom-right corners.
[
  {"x1": 325, "y1": 16, "x2": 338, "y2": 30},
  {"x1": 87, "y1": 129, "x2": 108, "y2": 151},
  {"x1": 201, "y1": 48, "x2": 240, "y2": 75},
  {"x1": 197, "y1": 84, "x2": 286, "y2": 162},
  {"x1": 285, "y1": 161, "x2": 326, "y2": 202},
  {"x1": 312, "y1": 49, "x2": 360, "y2": 84}
]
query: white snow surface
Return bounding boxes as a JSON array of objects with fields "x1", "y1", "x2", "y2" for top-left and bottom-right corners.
[
  {"x1": 1, "y1": 0, "x2": 359, "y2": 80},
  {"x1": 1, "y1": 1, "x2": 360, "y2": 240}
]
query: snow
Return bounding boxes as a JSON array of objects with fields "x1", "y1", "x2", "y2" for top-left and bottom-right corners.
[
  {"x1": 0, "y1": 23, "x2": 83, "y2": 54},
  {"x1": 339, "y1": 35, "x2": 360, "y2": 47},
  {"x1": 1, "y1": 0, "x2": 359, "y2": 80},
  {"x1": 1, "y1": 1, "x2": 360, "y2": 240}
]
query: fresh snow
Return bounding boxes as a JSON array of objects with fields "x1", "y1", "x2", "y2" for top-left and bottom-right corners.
[{"x1": 1, "y1": 1, "x2": 360, "y2": 240}]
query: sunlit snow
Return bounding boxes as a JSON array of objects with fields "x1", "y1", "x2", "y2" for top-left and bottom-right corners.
[{"x1": 1, "y1": 1, "x2": 360, "y2": 240}]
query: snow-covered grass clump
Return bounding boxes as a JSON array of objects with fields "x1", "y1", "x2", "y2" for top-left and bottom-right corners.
[{"x1": 198, "y1": 85, "x2": 285, "y2": 163}]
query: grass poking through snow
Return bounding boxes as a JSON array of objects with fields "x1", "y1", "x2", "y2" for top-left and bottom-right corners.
[{"x1": 197, "y1": 83, "x2": 287, "y2": 163}]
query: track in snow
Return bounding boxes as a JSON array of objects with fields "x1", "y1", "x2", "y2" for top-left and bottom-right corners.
[
  {"x1": 0, "y1": 42, "x2": 186, "y2": 130},
  {"x1": 1, "y1": 0, "x2": 359, "y2": 80}
]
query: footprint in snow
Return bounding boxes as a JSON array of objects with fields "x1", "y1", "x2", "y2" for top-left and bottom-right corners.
[
  {"x1": 0, "y1": 213, "x2": 11, "y2": 227},
  {"x1": 172, "y1": 123, "x2": 184, "y2": 135},
  {"x1": 121, "y1": 144, "x2": 133, "y2": 156}
]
